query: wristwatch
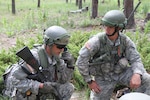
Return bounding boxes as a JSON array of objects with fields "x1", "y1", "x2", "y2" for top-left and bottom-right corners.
[{"x1": 87, "y1": 80, "x2": 93, "y2": 84}]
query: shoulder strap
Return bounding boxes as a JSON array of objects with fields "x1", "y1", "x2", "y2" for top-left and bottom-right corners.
[
  {"x1": 38, "y1": 47, "x2": 49, "y2": 68},
  {"x1": 92, "y1": 32, "x2": 108, "y2": 59},
  {"x1": 97, "y1": 32, "x2": 107, "y2": 45},
  {"x1": 119, "y1": 33, "x2": 127, "y2": 57}
]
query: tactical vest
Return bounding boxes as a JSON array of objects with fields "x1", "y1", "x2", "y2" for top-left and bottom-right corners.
[
  {"x1": 38, "y1": 47, "x2": 50, "y2": 69},
  {"x1": 22, "y1": 46, "x2": 60, "y2": 82},
  {"x1": 37, "y1": 46, "x2": 60, "y2": 82},
  {"x1": 95, "y1": 32, "x2": 126, "y2": 62},
  {"x1": 89, "y1": 32, "x2": 127, "y2": 76}
]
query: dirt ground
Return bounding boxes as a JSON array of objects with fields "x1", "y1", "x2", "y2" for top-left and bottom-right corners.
[
  {"x1": 0, "y1": 19, "x2": 146, "y2": 51},
  {"x1": 0, "y1": 19, "x2": 148, "y2": 100},
  {"x1": 0, "y1": 29, "x2": 40, "y2": 51},
  {"x1": 0, "y1": 33, "x2": 16, "y2": 50}
]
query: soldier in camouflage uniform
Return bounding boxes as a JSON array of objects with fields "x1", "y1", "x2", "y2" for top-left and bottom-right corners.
[
  {"x1": 3, "y1": 26, "x2": 75, "y2": 100},
  {"x1": 76, "y1": 10, "x2": 150, "y2": 100}
]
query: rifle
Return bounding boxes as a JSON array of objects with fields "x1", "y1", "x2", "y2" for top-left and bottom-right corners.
[{"x1": 16, "y1": 46, "x2": 62, "y2": 100}]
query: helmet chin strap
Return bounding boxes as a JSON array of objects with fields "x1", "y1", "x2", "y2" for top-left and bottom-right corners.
[{"x1": 106, "y1": 27, "x2": 119, "y2": 37}]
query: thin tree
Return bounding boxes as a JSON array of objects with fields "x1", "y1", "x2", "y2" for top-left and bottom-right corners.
[
  {"x1": 91, "y1": 0, "x2": 98, "y2": 19},
  {"x1": 101, "y1": 0, "x2": 104, "y2": 3},
  {"x1": 66, "y1": 0, "x2": 68, "y2": 3},
  {"x1": 37, "y1": 0, "x2": 40, "y2": 7},
  {"x1": 12, "y1": 0, "x2": 16, "y2": 14},
  {"x1": 76, "y1": 0, "x2": 78, "y2": 6},
  {"x1": 123, "y1": 0, "x2": 135, "y2": 29},
  {"x1": 118, "y1": 0, "x2": 120, "y2": 8},
  {"x1": 79, "y1": 0, "x2": 82, "y2": 9}
]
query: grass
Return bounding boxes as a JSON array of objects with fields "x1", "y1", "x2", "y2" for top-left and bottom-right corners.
[
  {"x1": 0, "y1": 0, "x2": 150, "y2": 99},
  {"x1": 1, "y1": 0, "x2": 149, "y2": 36}
]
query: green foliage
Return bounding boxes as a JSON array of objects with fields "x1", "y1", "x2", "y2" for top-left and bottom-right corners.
[
  {"x1": 0, "y1": 49, "x2": 18, "y2": 95},
  {"x1": 142, "y1": 4, "x2": 149, "y2": 17},
  {"x1": 142, "y1": 2, "x2": 150, "y2": 17},
  {"x1": 80, "y1": 18, "x2": 92, "y2": 27},
  {"x1": 0, "y1": 34, "x2": 43, "y2": 95},
  {"x1": 73, "y1": 68, "x2": 86, "y2": 90},
  {"x1": 0, "y1": 50, "x2": 17, "y2": 65},
  {"x1": 126, "y1": 24, "x2": 150, "y2": 71},
  {"x1": 0, "y1": 0, "x2": 150, "y2": 98},
  {"x1": 67, "y1": 30, "x2": 99, "y2": 90},
  {"x1": 144, "y1": 21, "x2": 150, "y2": 34},
  {"x1": 68, "y1": 30, "x2": 97, "y2": 59}
]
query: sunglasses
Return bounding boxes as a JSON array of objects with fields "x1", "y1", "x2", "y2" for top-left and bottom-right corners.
[{"x1": 55, "y1": 44, "x2": 66, "y2": 49}]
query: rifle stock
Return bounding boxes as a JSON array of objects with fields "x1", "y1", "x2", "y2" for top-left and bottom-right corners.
[
  {"x1": 16, "y1": 46, "x2": 62, "y2": 100},
  {"x1": 16, "y1": 46, "x2": 39, "y2": 71}
]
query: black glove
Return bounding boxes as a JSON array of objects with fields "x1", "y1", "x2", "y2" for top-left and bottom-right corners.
[
  {"x1": 61, "y1": 49, "x2": 75, "y2": 69},
  {"x1": 39, "y1": 82, "x2": 58, "y2": 94}
]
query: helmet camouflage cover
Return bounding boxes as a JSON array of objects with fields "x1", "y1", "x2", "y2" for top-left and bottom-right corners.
[
  {"x1": 101, "y1": 10, "x2": 127, "y2": 28},
  {"x1": 43, "y1": 26, "x2": 70, "y2": 45}
]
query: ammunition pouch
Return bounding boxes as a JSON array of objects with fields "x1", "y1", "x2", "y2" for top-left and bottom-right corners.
[
  {"x1": 89, "y1": 62, "x2": 113, "y2": 76},
  {"x1": 89, "y1": 58, "x2": 129, "y2": 76},
  {"x1": 89, "y1": 65, "x2": 100, "y2": 76},
  {"x1": 118, "y1": 58, "x2": 129, "y2": 68},
  {"x1": 114, "y1": 58, "x2": 129, "y2": 74}
]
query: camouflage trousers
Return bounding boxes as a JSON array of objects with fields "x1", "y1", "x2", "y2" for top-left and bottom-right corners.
[
  {"x1": 11, "y1": 82, "x2": 74, "y2": 100},
  {"x1": 90, "y1": 67, "x2": 150, "y2": 100}
]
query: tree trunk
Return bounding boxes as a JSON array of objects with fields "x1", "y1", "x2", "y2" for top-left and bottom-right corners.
[
  {"x1": 79, "y1": 0, "x2": 82, "y2": 9},
  {"x1": 118, "y1": 0, "x2": 120, "y2": 8},
  {"x1": 76, "y1": 0, "x2": 78, "y2": 6},
  {"x1": 124, "y1": 0, "x2": 135, "y2": 29},
  {"x1": 12, "y1": 0, "x2": 16, "y2": 14},
  {"x1": 37, "y1": 0, "x2": 40, "y2": 8},
  {"x1": 66, "y1": 0, "x2": 68, "y2": 3},
  {"x1": 101, "y1": 0, "x2": 104, "y2": 3},
  {"x1": 91, "y1": 0, "x2": 98, "y2": 19}
]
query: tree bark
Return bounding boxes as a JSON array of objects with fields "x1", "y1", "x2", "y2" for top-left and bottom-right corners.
[
  {"x1": 66, "y1": 0, "x2": 68, "y2": 3},
  {"x1": 101, "y1": 0, "x2": 104, "y2": 3},
  {"x1": 91, "y1": 0, "x2": 98, "y2": 19},
  {"x1": 118, "y1": 0, "x2": 120, "y2": 8},
  {"x1": 37, "y1": 0, "x2": 40, "y2": 7},
  {"x1": 79, "y1": 0, "x2": 82, "y2": 9},
  {"x1": 12, "y1": 0, "x2": 16, "y2": 14},
  {"x1": 76, "y1": 0, "x2": 78, "y2": 6},
  {"x1": 124, "y1": 0, "x2": 135, "y2": 29}
]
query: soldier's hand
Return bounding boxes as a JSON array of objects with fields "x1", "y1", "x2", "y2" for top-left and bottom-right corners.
[
  {"x1": 88, "y1": 81, "x2": 101, "y2": 93},
  {"x1": 130, "y1": 73, "x2": 141, "y2": 89},
  {"x1": 61, "y1": 49, "x2": 75, "y2": 69},
  {"x1": 39, "y1": 82, "x2": 58, "y2": 94}
]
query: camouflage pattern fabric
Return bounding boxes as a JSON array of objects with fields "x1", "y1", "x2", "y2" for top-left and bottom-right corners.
[
  {"x1": 3, "y1": 45, "x2": 74, "y2": 100},
  {"x1": 76, "y1": 32, "x2": 150, "y2": 100}
]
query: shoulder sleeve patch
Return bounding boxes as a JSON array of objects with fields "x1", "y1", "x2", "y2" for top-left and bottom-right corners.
[{"x1": 85, "y1": 42, "x2": 91, "y2": 50}]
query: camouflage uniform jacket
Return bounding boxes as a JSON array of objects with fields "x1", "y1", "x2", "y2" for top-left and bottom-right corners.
[
  {"x1": 3, "y1": 45, "x2": 74, "y2": 99},
  {"x1": 76, "y1": 32, "x2": 146, "y2": 83}
]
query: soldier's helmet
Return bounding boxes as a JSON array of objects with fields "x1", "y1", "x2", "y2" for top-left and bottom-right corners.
[
  {"x1": 101, "y1": 10, "x2": 127, "y2": 28},
  {"x1": 119, "y1": 92, "x2": 150, "y2": 100},
  {"x1": 43, "y1": 26, "x2": 70, "y2": 46}
]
